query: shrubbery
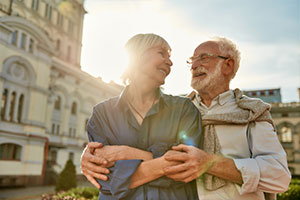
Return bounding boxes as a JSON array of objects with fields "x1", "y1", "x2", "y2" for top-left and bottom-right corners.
[
  {"x1": 55, "y1": 159, "x2": 77, "y2": 192},
  {"x1": 42, "y1": 187, "x2": 99, "y2": 200},
  {"x1": 44, "y1": 177, "x2": 300, "y2": 200},
  {"x1": 278, "y1": 178, "x2": 300, "y2": 200}
]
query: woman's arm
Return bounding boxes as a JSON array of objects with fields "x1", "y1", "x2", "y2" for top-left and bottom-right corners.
[
  {"x1": 129, "y1": 150, "x2": 182, "y2": 188},
  {"x1": 81, "y1": 142, "x2": 180, "y2": 189}
]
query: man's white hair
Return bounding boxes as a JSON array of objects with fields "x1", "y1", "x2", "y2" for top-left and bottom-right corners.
[{"x1": 211, "y1": 36, "x2": 241, "y2": 80}]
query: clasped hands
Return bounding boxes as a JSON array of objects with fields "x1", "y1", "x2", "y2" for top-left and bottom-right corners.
[{"x1": 80, "y1": 142, "x2": 215, "y2": 189}]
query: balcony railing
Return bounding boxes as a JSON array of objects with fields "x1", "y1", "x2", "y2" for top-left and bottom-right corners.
[{"x1": 271, "y1": 102, "x2": 300, "y2": 108}]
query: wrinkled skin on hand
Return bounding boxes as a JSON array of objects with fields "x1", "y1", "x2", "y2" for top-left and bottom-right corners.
[
  {"x1": 80, "y1": 142, "x2": 111, "y2": 189},
  {"x1": 164, "y1": 144, "x2": 214, "y2": 183}
]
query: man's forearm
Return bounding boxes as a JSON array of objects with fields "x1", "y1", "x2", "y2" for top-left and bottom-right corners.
[
  {"x1": 93, "y1": 145, "x2": 179, "y2": 189},
  {"x1": 94, "y1": 145, "x2": 153, "y2": 163},
  {"x1": 207, "y1": 156, "x2": 243, "y2": 185},
  {"x1": 123, "y1": 146, "x2": 153, "y2": 161}
]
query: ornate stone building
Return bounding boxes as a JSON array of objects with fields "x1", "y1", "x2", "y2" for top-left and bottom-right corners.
[
  {"x1": 244, "y1": 88, "x2": 300, "y2": 178},
  {"x1": 271, "y1": 101, "x2": 300, "y2": 177},
  {"x1": 0, "y1": 0, "x2": 122, "y2": 187}
]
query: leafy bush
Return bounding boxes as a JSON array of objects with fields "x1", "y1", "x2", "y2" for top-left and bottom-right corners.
[
  {"x1": 57, "y1": 187, "x2": 99, "y2": 200},
  {"x1": 55, "y1": 159, "x2": 77, "y2": 192},
  {"x1": 278, "y1": 178, "x2": 300, "y2": 200},
  {"x1": 42, "y1": 187, "x2": 99, "y2": 200}
]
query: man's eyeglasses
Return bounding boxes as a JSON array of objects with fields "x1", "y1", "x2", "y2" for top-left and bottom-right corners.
[{"x1": 186, "y1": 53, "x2": 229, "y2": 68}]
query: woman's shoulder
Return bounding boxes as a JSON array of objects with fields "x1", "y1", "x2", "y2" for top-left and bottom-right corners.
[
  {"x1": 162, "y1": 93, "x2": 199, "y2": 115},
  {"x1": 162, "y1": 93, "x2": 193, "y2": 106},
  {"x1": 93, "y1": 96, "x2": 120, "y2": 111}
]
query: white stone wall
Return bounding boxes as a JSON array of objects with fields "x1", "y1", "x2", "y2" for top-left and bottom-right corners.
[{"x1": 0, "y1": 0, "x2": 122, "y2": 186}]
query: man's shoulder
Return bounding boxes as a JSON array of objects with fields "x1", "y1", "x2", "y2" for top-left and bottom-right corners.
[{"x1": 240, "y1": 95, "x2": 271, "y2": 109}]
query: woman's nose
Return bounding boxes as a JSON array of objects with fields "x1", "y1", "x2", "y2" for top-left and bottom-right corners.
[{"x1": 166, "y1": 57, "x2": 173, "y2": 66}]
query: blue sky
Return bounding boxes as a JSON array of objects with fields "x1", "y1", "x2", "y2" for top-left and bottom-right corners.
[{"x1": 81, "y1": 0, "x2": 300, "y2": 102}]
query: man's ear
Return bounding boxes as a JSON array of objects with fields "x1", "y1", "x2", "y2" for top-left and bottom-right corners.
[{"x1": 222, "y1": 58, "x2": 234, "y2": 77}]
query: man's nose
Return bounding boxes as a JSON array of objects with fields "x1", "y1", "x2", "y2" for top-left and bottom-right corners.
[{"x1": 191, "y1": 62, "x2": 199, "y2": 70}]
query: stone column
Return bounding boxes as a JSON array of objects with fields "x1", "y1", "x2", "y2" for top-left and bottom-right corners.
[
  {"x1": 293, "y1": 126, "x2": 300, "y2": 162},
  {"x1": 4, "y1": 90, "x2": 11, "y2": 121},
  {"x1": 12, "y1": 92, "x2": 20, "y2": 122}
]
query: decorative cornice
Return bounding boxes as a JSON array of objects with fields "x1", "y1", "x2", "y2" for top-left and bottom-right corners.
[{"x1": 0, "y1": 16, "x2": 55, "y2": 55}]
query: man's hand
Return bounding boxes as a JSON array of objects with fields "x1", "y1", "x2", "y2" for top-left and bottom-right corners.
[
  {"x1": 94, "y1": 145, "x2": 153, "y2": 163},
  {"x1": 163, "y1": 144, "x2": 215, "y2": 183},
  {"x1": 94, "y1": 145, "x2": 128, "y2": 165},
  {"x1": 80, "y1": 142, "x2": 110, "y2": 189}
]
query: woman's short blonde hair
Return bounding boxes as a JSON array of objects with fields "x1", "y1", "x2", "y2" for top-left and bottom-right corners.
[{"x1": 121, "y1": 33, "x2": 171, "y2": 85}]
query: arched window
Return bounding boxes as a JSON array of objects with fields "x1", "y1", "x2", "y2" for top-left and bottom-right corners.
[
  {"x1": 71, "y1": 102, "x2": 77, "y2": 115},
  {"x1": 67, "y1": 46, "x2": 71, "y2": 61},
  {"x1": 9, "y1": 92, "x2": 16, "y2": 121},
  {"x1": 51, "y1": 123, "x2": 55, "y2": 135},
  {"x1": 69, "y1": 152, "x2": 74, "y2": 161},
  {"x1": 56, "y1": 124, "x2": 60, "y2": 135},
  {"x1": 17, "y1": 94, "x2": 24, "y2": 122},
  {"x1": 56, "y1": 39, "x2": 60, "y2": 51},
  {"x1": 0, "y1": 143, "x2": 22, "y2": 160},
  {"x1": 85, "y1": 118, "x2": 89, "y2": 131},
  {"x1": 288, "y1": 167, "x2": 295, "y2": 174},
  {"x1": 2, "y1": 56, "x2": 35, "y2": 123},
  {"x1": 69, "y1": 127, "x2": 72, "y2": 137},
  {"x1": 50, "y1": 150, "x2": 57, "y2": 164},
  {"x1": 31, "y1": 0, "x2": 39, "y2": 11},
  {"x1": 20, "y1": 33, "x2": 27, "y2": 50},
  {"x1": 11, "y1": 31, "x2": 18, "y2": 46},
  {"x1": 73, "y1": 128, "x2": 76, "y2": 137},
  {"x1": 280, "y1": 126, "x2": 292, "y2": 143},
  {"x1": 1, "y1": 89, "x2": 8, "y2": 119},
  {"x1": 28, "y1": 38, "x2": 34, "y2": 53},
  {"x1": 54, "y1": 96, "x2": 61, "y2": 110}
]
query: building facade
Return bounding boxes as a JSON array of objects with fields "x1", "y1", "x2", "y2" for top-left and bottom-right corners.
[
  {"x1": 243, "y1": 88, "x2": 282, "y2": 103},
  {"x1": 244, "y1": 88, "x2": 300, "y2": 177},
  {"x1": 271, "y1": 101, "x2": 300, "y2": 177},
  {"x1": 0, "y1": 0, "x2": 122, "y2": 187}
]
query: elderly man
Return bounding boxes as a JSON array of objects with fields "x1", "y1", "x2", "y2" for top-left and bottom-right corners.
[
  {"x1": 81, "y1": 37, "x2": 290, "y2": 200},
  {"x1": 162, "y1": 37, "x2": 291, "y2": 199}
]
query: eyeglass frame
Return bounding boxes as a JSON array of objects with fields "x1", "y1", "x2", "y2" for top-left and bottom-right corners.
[{"x1": 186, "y1": 53, "x2": 229, "y2": 68}]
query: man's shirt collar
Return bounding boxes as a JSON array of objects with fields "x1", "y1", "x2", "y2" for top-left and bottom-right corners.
[{"x1": 195, "y1": 89, "x2": 234, "y2": 108}]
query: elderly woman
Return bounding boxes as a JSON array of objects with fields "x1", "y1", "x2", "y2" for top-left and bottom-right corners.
[{"x1": 84, "y1": 33, "x2": 202, "y2": 199}]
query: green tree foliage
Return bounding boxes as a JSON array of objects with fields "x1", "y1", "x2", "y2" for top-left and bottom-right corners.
[
  {"x1": 55, "y1": 159, "x2": 77, "y2": 192},
  {"x1": 58, "y1": 187, "x2": 99, "y2": 200},
  {"x1": 278, "y1": 178, "x2": 300, "y2": 200},
  {"x1": 42, "y1": 187, "x2": 99, "y2": 200}
]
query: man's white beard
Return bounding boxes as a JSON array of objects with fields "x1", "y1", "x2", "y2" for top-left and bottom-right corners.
[{"x1": 191, "y1": 61, "x2": 224, "y2": 92}]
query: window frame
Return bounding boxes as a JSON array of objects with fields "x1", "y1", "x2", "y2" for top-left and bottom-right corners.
[{"x1": 0, "y1": 143, "x2": 22, "y2": 161}]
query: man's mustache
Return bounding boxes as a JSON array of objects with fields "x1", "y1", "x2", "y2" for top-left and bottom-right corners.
[{"x1": 191, "y1": 67, "x2": 208, "y2": 75}]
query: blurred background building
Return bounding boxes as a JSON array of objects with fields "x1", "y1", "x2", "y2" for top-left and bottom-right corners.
[
  {"x1": 244, "y1": 88, "x2": 300, "y2": 178},
  {"x1": 0, "y1": 0, "x2": 122, "y2": 187},
  {"x1": 243, "y1": 88, "x2": 282, "y2": 103},
  {"x1": 0, "y1": 0, "x2": 299, "y2": 188}
]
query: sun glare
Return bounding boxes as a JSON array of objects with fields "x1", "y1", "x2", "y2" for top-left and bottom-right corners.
[
  {"x1": 82, "y1": 0, "x2": 212, "y2": 94},
  {"x1": 81, "y1": 1, "x2": 165, "y2": 84}
]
